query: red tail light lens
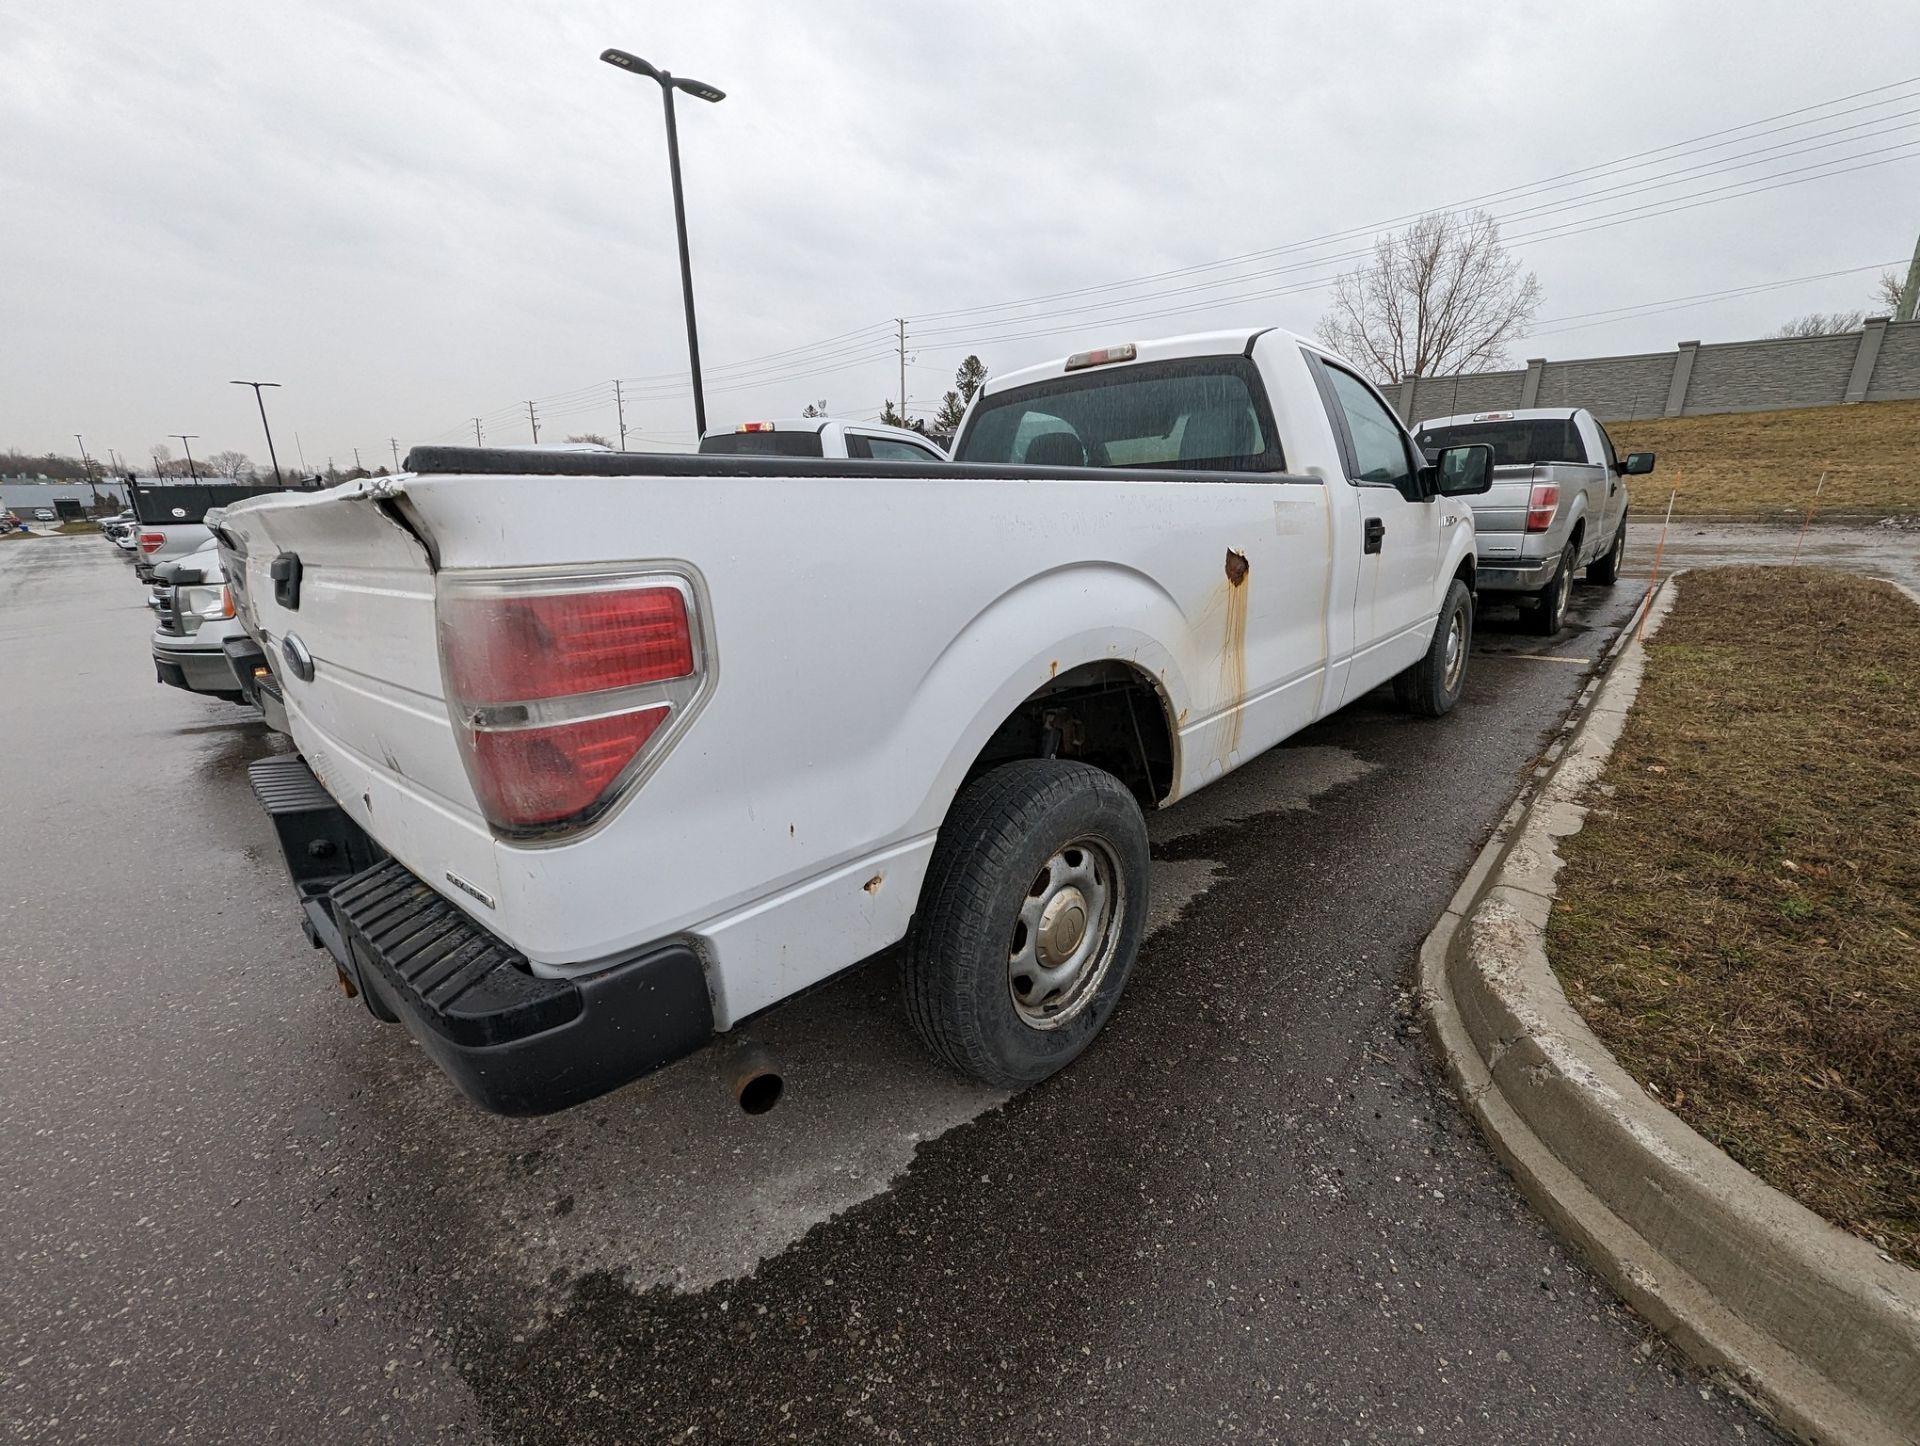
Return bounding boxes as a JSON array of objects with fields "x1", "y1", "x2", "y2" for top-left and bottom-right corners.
[
  {"x1": 139, "y1": 531, "x2": 165, "y2": 554},
  {"x1": 1526, "y1": 483, "x2": 1560, "y2": 532},
  {"x1": 439, "y1": 587, "x2": 693, "y2": 702},
  {"x1": 468, "y1": 708, "x2": 670, "y2": 827},
  {"x1": 437, "y1": 569, "x2": 711, "y2": 838}
]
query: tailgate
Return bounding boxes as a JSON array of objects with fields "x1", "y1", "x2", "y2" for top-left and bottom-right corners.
[
  {"x1": 217, "y1": 484, "x2": 498, "y2": 904},
  {"x1": 1470, "y1": 466, "x2": 1536, "y2": 557}
]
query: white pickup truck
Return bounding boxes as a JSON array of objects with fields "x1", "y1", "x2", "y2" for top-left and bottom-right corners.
[
  {"x1": 699, "y1": 417, "x2": 947, "y2": 462},
  {"x1": 212, "y1": 326, "x2": 1494, "y2": 1115}
]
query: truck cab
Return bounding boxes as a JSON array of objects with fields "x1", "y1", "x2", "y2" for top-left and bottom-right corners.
[{"x1": 1412, "y1": 408, "x2": 1653, "y2": 634}]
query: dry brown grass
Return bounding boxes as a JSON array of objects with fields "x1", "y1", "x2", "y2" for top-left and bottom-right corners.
[
  {"x1": 1608, "y1": 398, "x2": 1920, "y2": 519},
  {"x1": 1549, "y1": 567, "x2": 1920, "y2": 1266}
]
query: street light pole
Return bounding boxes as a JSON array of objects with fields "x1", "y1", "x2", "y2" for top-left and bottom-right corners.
[
  {"x1": 172, "y1": 435, "x2": 201, "y2": 480},
  {"x1": 601, "y1": 47, "x2": 725, "y2": 441},
  {"x1": 230, "y1": 379, "x2": 285, "y2": 485}
]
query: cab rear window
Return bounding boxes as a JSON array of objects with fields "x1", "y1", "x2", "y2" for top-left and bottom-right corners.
[
  {"x1": 698, "y1": 431, "x2": 825, "y2": 458},
  {"x1": 1414, "y1": 419, "x2": 1588, "y2": 466},
  {"x1": 954, "y1": 357, "x2": 1285, "y2": 472}
]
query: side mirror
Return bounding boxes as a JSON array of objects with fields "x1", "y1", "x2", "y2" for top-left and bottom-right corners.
[
  {"x1": 1622, "y1": 452, "x2": 1656, "y2": 476},
  {"x1": 1431, "y1": 443, "x2": 1495, "y2": 497}
]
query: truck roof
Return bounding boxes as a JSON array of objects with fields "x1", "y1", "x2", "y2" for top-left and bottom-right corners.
[
  {"x1": 981, "y1": 326, "x2": 1326, "y2": 396},
  {"x1": 1415, "y1": 407, "x2": 1584, "y2": 429},
  {"x1": 702, "y1": 418, "x2": 934, "y2": 444}
]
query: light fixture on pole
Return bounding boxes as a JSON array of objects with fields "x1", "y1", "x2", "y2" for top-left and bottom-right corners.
[
  {"x1": 230, "y1": 380, "x2": 285, "y2": 485},
  {"x1": 172, "y1": 435, "x2": 201, "y2": 481},
  {"x1": 600, "y1": 46, "x2": 725, "y2": 441}
]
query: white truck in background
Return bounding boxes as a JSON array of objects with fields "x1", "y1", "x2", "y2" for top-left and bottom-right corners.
[
  {"x1": 699, "y1": 417, "x2": 947, "y2": 462},
  {"x1": 1412, "y1": 408, "x2": 1654, "y2": 634},
  {"x1": 212, "y1": 326, "x2": 1494, "y2": 1116}
]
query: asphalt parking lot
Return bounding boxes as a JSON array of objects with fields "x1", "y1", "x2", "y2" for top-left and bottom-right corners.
[{"x1": 1, "y1": 531, "x2": 1833, "y2": 1444}]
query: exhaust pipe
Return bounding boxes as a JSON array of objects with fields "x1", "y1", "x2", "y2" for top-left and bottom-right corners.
[{"x1": 724, "y1": 1039, "x2": 785, "y2": 1115}]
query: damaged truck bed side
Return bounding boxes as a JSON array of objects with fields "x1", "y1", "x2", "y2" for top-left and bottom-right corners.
[{"x1": 211, "y1": 326, "x2": 1493, "y2": 1115}]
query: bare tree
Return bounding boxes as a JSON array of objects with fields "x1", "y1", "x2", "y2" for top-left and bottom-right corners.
[
  {"x1": 564, "y1": 432, "x2": 612, "y2": 447},
  {"x1": 149, "y1": 443, "x2": 173, "y2": 476},
  {"x1": 1316, "y1": 211, "x2": 1540, "y2": 382},
  {"x1": 206, "y1": 449, "x2": 256, "y2": 479},
  {"x1": 800, "y1": 400, "x2": 829, "y2": 418},
  {"x1": 1772, "y1": 311, "x2": 1863, "y2": 338},
  {"x1": 1875, "y1": 269, "x2": 1907, "y2": 316}
]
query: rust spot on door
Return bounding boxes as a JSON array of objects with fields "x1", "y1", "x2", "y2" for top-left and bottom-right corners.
[
  {"x1": 863, "y1": 874, "x2": 884, "y2": 894},
  {"x1": 1220, "y1": 556, "x2": 1249, "y2": 756}
]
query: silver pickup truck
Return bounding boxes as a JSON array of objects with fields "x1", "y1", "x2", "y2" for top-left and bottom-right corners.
[{"x1": 1413, "y1": 408, "x2": 1653, "y2": 635}]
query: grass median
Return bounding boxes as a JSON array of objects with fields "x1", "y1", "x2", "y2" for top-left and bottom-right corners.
[
  {"x1": 1608, "y1": 397, "x2": 1920, "y2": 520},
  {"x1": 1549, "y1": 566, "x2": 1920, "y2": 1267}
]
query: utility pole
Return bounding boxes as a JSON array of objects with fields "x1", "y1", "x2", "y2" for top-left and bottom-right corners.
[
  {"x1": 173, "y1": 434, "x2": 200, "y2": 480},
  {"x1": 896, "y1": 318, "x2": 908, "y2": 423},
  {"x1": 472, "y1": 417, "x2": 484, "y2": 445},
  {"x1": 73, "y1": 434, "x2": 93, "y2": 479},
  {"x1": 353, "y1": 447, "x2": 364, "y2": 474},
  {"x1": 614, "y1": 380, "x2": 628, "y2": 449},
  {"x1": 229, "y1": 379, "x2": 285, "y2": 485},
  {"x1": 389, "y1": 438, "x2": 402, "y2": 472},
  {"x1": 1896, "y1": 227, "x2": 1920, "y2": 324},
  {"x1": 526, "y1": 401, "x2": 540, "y2": 443},
  {"x1": 294, "y1": 432, "x2": 310, "y2": 477}
]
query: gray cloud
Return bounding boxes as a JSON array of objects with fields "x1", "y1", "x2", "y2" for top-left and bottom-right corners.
[{"x1": 4, "y1": 0, "x2": 1914, "y2": 466}]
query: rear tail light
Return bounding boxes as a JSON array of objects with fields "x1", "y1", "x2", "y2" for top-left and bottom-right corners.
[
  {"x1": 436, "y1": 568, "x2": 712, "y2": 837},
  {"x1": 139, "y1": 531, "x2": 165, "y2": 554},
  {"x1": 1526, "y1": 483, "x2": 1560, "y2": 532}
]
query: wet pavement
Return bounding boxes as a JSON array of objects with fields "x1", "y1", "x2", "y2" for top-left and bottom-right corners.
[{"x1": 5, "y1": 529, "x2": 1860, "y2": 1443}]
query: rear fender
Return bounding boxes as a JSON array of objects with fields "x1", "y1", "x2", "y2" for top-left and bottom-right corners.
[{"x1": 902, "y1": 562, "x2": 1194, "y2": 832}]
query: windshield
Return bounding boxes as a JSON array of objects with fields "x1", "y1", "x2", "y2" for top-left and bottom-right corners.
[
  {"x1": 954, "y1": 357, "x2": 1284, "y2": 471},
  {"x1": 1414, "y1": 418, "x2": 1588, "y2": 466},
  {"x1": 698, "y1": 431, "x2": 825, "y2": 458}
]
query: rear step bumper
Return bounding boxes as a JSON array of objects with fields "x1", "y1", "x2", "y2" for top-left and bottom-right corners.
[{"x1": 247, "y1": 755, "x2": 715, "y2": 1115}]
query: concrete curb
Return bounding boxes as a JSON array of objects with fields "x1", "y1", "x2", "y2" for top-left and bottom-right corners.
[{"x1": 1420, "y1": 573, "x2": 1920, "y2": 1446}]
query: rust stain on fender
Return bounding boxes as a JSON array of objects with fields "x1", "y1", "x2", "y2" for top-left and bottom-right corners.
[{"x1": 1220, "y1": 550, "x2": 1250, "y2": 756}]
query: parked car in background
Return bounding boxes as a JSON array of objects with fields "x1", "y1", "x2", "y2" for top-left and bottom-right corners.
[
  {"x1": 150, "y1": 540, "x2": 250, "y2": 704},
  {"x1": 699, "y1": 417, "x2": 947, "y2": 462},
  {"x1": 211, "y1": 325, "x2": 1494, "y2": 1116},
  {"x1": 1412, "y1": 408, "x2": 1652, "y2": 635}
]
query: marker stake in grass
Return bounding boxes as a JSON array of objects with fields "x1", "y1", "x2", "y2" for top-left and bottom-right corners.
[
  {"x1": 1791, "y1": 469, "x2": 1828, "y2": 566},
  {"x1": 1636, "y1": 488, "x2": 1677, "y2": 642}
]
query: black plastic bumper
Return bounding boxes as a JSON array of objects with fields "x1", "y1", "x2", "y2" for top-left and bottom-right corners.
[{"x1": 248, "y1": 756, "x2": 714, "y2": 1115}]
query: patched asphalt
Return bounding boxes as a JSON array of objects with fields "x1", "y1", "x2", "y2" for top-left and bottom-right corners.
[{"x1": 3, "y1": 531, "x2": 1801, "y2": 1444}]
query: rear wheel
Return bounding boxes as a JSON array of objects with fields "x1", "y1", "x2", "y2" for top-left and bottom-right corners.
[
  {"x1": 1393, "y1": 577, "x2": 1474, "y2": 718},
  {"x1": 903, "y1": 760, "x2": 1150, "y2": 1088},
  {"x1": 1526, "y1": 542, "x2": 1578, "y2": 635},
  {"x1": 1587, "y1": 515, "x2": 1626, "y2": 585}
]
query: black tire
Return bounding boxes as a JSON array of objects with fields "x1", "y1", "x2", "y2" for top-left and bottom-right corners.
[
  {"x1": 1392, "y1": 577, "x2": 1474, "y2": 718},
  {"x1": 1526, "y1": 541, "x2": 1578, "y2": 635},
  {"x1": 903, "y1": 759, "x2": 1150, "y2": 1088},
  {"x1": 1586, "y1": 514, "x2": 1626, "y2": 585}
]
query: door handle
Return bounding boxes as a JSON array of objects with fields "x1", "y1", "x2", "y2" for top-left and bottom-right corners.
[{"x1": 1364, "y1": 517, "x2": 1385, "y2": 554}]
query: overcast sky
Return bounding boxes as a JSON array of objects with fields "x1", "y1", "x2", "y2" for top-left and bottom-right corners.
[{"x1": 4, "y1": 0, "x2": 1916, "y2": 469}]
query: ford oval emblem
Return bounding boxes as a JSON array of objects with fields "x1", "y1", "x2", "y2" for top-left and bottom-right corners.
[{"x1": 281, "y1": 633, "x2": 315, "y2": 682}]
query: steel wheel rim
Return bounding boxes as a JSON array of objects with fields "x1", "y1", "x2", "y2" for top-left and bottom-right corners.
[
  {"x1": 1008, "y1": 836, "x2": 1125, "y2": 1029},
  {"x1": 1442, "y1": 606, "x2": 1467, "y2": 692},
  {"x1": 1611, "y1": 528, "x2": 1625, "y2": 568},
  {"x1": 1551, "y1": 557, "x2": 1571, "y2": 627}
]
